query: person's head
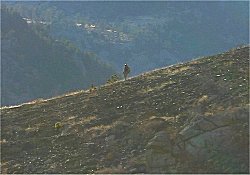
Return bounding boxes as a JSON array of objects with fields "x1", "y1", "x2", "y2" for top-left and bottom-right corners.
[{"x1": 124, "y1": 64, "x2": 127, "y2": 67}]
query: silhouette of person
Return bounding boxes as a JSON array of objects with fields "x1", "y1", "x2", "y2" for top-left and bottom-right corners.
[{"x1": 123, "y1": 64, "x2": 130, "y2": 80}]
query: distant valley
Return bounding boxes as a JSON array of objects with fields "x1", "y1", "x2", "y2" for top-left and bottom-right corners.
[
  {"x1": 1, "y1": 6, "x2": 115, "y2": 106},
  {"x1": 4, "y1": 1, "x2": 249, "y2": 74}
]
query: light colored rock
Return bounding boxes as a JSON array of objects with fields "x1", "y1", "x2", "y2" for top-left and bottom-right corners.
[
  {"x1": 146, "y1": 131, "x2": 172, "y2": 152},
  {"x1": 146, "y1": 131, "x2": 174, "y2": 173}
]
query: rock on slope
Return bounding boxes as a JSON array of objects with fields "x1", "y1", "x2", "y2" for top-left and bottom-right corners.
[{"x1": 1, "y1": 46, "x2": 249, "y2": 174}]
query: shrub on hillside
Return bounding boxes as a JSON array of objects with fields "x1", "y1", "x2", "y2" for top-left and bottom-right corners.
[{"x1": 107, "y1": 74, "x2": 121, "y2": 84}]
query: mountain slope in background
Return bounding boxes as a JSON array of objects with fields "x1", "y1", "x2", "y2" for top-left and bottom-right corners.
[
  {"x1": 1, "y1": 46, "x2": 249, "y2": 174},
  {"x1": 4, "y1": 1, "x2": 249, "y2": 74},
  {"x1": 1, "y1": 7, "x2": 116, "y2": 106}
]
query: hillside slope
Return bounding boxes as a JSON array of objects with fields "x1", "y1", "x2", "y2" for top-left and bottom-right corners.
[
  {"x1": 1, "y1": 46, "x2": 249, "y2": 173},
  {"x1": 1, "y1": 6, "x2": 115, "y2": 106}
]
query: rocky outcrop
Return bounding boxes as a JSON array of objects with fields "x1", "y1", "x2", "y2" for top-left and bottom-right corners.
[
  {"x1": 146, "y1": 106, "x2": 249, "y2": 173},
  {"x1": 146, "y1": 131, "x2": 174, "y2": 173}
]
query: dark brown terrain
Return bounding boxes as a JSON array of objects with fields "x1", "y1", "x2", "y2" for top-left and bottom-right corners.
[{"x1": 1, "y1": 46, "x2": 249, "y2": 174}]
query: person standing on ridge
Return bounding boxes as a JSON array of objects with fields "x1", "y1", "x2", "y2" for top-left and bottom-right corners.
[{"x1": 123, "y1": 64, "x2": 130, "y2": 80}]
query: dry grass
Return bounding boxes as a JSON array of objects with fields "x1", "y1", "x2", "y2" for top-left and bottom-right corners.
[
  {"x1": 197, "y1": 95, "x2": 209, "y2": 104},
  {"x1": 85, "y1": 124, "x2": 112, "y2": 136},
  {"x1": 25, "y1": 125, "x2": 39, "y2": 132},
  {"x1": 0, "y1": 139, "x2": 7, "y2": 144},
  {"x1": 171, "y1": 65, "x2": 191, "y2": 74},
  {"x1": 95, "y1": 165, "x2": 127, "y2": 174},
  {"x1": 139, "y1": 81, "x2": 175, "y2": 94},
  {"x1": 162, "y1": 65, "x2": 191, "y2": 75},
  {"x1": 76, "y1": 115, "x2": 97, "y2": 125}
]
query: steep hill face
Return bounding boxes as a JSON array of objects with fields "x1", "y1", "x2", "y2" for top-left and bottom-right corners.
[
  {"x1": 4, "y1": 1, "x2": 249, "y2": 75},
  {"x1": 1, "y1": 7, "x2": 115, "y2": 106},
  {"x1": 1, "y1": 46, "x2": 249, "y2": 174}
]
